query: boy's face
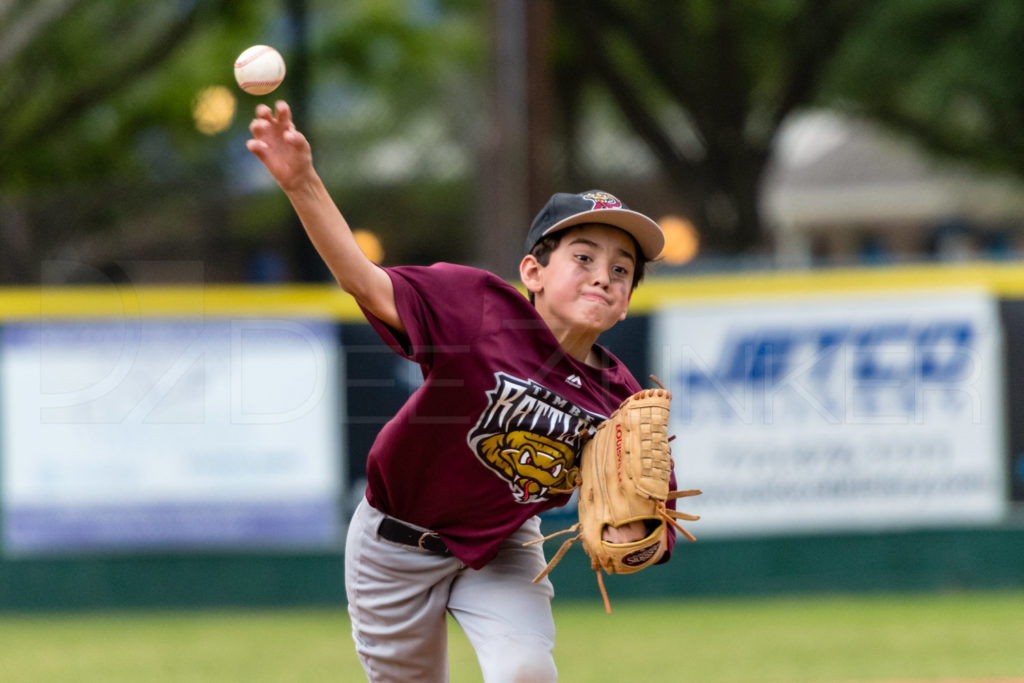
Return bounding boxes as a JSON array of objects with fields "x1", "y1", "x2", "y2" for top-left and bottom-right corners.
[{"x1": 526, "y1": 223, "x2": 637, "y2": 335}]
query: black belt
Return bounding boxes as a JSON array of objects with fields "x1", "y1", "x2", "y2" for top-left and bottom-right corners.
[{"x1": 377, "y1": 516, "x2": 451, "y2": 556}]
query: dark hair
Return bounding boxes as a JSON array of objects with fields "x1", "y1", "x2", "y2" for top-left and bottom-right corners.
[{"x1": 527, "y1": 227, "x2": 649, "y2": 304}]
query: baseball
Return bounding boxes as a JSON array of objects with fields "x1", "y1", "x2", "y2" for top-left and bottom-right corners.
[{"x1": 233, "y1": 45, "x2": 286, "y2": 96}]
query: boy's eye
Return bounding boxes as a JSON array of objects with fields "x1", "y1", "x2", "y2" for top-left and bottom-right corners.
[{"x1": 574, "y1": 254, "x2": 592, "y2": 263}]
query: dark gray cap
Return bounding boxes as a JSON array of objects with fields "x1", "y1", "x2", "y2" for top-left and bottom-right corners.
[{"x1": 524, "y1": 190, "x2": 664, "y2": 259}]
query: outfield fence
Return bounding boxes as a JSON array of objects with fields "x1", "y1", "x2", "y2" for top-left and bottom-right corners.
[{"x1": 1, "y1": 262, "x2": 1023, "y2": 610}]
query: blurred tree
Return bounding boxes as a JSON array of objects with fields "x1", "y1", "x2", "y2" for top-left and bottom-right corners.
[
  {"x1": 819, "y1": 0, "x2": 1024, "y2": 178},
  {"x1": 0, "y1": 0, "x2": 269, "y2": 282},
  {"x1": 303, "y1": 0, "x2": 485, "y2": 271},
  {"x1": 552, "y1": 0, "x2": 886, "y2": 255},
  {"x1": 6, "y1": 0, "x2": 1024, "y2": 281},
  {"x1": 0, "y1": 0, "x2": 484, "y2": 284}
]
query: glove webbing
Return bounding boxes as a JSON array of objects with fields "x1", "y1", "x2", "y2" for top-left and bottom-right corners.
[
  {"x1": 526, "y1": 490, "x2": 702, "y2": 580},
  {"x1": 523, "y1": 524, "x2": 581, "y2": 583},
  {"x1": 525, "y1": 491, "x2": 701, "y2": 614},
  {"x1": 660, "y1": 488, "x2": 702, "y2": 542}
]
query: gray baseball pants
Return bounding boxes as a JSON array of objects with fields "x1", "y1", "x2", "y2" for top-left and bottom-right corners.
[{"x1": 345, "y1": 497, "x2": 558, "y2": 682}]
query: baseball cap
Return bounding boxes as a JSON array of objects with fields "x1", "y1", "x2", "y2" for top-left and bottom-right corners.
[{"x1": 524, "y1": 190, "x2": 664, "y2": 260}]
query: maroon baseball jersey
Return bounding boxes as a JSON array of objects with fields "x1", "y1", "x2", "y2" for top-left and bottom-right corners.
[{"x1": 360, "y1": 262, "x2": 675, "y2": 569}]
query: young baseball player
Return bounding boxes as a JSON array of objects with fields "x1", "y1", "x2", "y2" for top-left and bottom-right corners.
[{"x1": 246, "y1": 100, "x2": 676, "y2": 682}]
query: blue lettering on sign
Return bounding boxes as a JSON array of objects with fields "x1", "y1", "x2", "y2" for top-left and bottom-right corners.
[{"x1": 676, "y1": 321, "x2": 978, "y2": 424}]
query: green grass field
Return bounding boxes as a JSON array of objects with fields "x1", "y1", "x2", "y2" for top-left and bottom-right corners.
[{"x1": 0, "y1": 591, "x2": 1022, "y2": 682}]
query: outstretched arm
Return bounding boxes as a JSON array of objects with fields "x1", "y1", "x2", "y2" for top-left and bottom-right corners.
[{"x1": 246, "y1": 100, "x2": 403, "y2": 333}]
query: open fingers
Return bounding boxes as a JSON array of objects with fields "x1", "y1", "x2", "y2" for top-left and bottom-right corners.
[
  {"x1": 245, "y1": 100, "x2": 304, "y2": 167},
  {"x1": 250, "y1": 100, "x2": 293, "y2": 137},
  {"x1": 254, "y1": 103, "x2": 274, "y2": 120},
  {"x1": 248, "y1": 116, "x2": 272, "y2": 139},
  {"x1": 274, "y1": 100, "x2": 291, "y2": 124},
  {"x1": 245, "y1": 138, "x2": 268, "y2": 156}
]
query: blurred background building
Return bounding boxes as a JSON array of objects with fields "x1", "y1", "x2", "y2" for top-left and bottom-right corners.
[{"x1": 765, "y1": 111, "x2": 1024, "y2": 268}]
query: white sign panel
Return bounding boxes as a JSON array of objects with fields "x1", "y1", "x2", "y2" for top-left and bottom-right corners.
[
  {"x1": 1, "y1": 319, "x2": 342, "y2": 554},
  {"x1": 652, "y1": 291, "x2": 1006, "y2": 538}
]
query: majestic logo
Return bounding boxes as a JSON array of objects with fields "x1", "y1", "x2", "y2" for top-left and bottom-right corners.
[
  {"x1": 565, "y1": 374, "x2": 583, "y2": 388},
  {"x1": 582, "y1": 191, "x2": 623, "y2": 210},
  {"x1": 468, "y1": 373, "x2": 602, "y2": 503}
]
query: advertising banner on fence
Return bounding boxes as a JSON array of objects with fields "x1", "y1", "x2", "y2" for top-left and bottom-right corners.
[
  {"x1": 1, "y1": 319, "x2": 343, "y2": 555},
  {"x1": 651, "y1": 290, "x2": 1006, "y2": 538}
]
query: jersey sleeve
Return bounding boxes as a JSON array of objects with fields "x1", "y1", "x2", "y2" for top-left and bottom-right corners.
[{"x1": 360, "y1": 263, "x2": 495, "y2": 366}]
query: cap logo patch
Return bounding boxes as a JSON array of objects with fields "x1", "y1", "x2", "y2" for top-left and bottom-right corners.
[{"x1": 582, "y1": 191, "x2": 622, "y2": 210}]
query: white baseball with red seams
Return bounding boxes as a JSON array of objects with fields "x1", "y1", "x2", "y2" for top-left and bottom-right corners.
[{"x1": 233, "y1": 45, "x2": 286, "y2": 96}]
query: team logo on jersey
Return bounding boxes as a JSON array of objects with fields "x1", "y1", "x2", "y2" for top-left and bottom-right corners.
[
  {"x1": 468, "y1": 373, "x2": 602, "y2": 503},
  {"x1": 582, "y1": 191, "x2": 622, "y2": 210}
]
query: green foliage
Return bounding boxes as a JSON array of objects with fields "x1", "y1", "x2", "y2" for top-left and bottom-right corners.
[
  {"x1": 821, "y1": 0, "x2": 1024, "y2": 175},
  {"x1": 552, "y1": 0, "x2": 887, "y2": 252},
  {"x1": 0, "y1": 0, "x2": 484, "y2": 282},
  {"x1": 1, "y1": 0, "x2": 266, "y2": 190},
  {"x1": 6, "y1": 0, "x2": 1024, "y2": 279},
  {"x1": 552, "y1": 0, "x2": 1024, "y2": 253},
  {"x1": 307, "y1": 0, "x2": 484, "y2": 181}
]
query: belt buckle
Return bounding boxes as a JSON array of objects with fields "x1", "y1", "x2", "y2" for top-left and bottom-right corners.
[{"x1": 417, "y1": 531, "x2": 439, "y2": 550}]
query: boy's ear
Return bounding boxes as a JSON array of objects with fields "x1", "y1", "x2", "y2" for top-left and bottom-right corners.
[{"x1": 519, "y1": 254, "x2": 544, "y2": 295}]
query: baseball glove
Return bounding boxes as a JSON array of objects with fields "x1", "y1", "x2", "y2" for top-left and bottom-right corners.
[{"x1": 526, "y1": 380, "x2": 700, "y2": 612}]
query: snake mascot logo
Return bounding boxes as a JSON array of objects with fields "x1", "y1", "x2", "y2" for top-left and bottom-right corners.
[{"x1": 468, "y1": 373, "x2": 602, "y2": 503}]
